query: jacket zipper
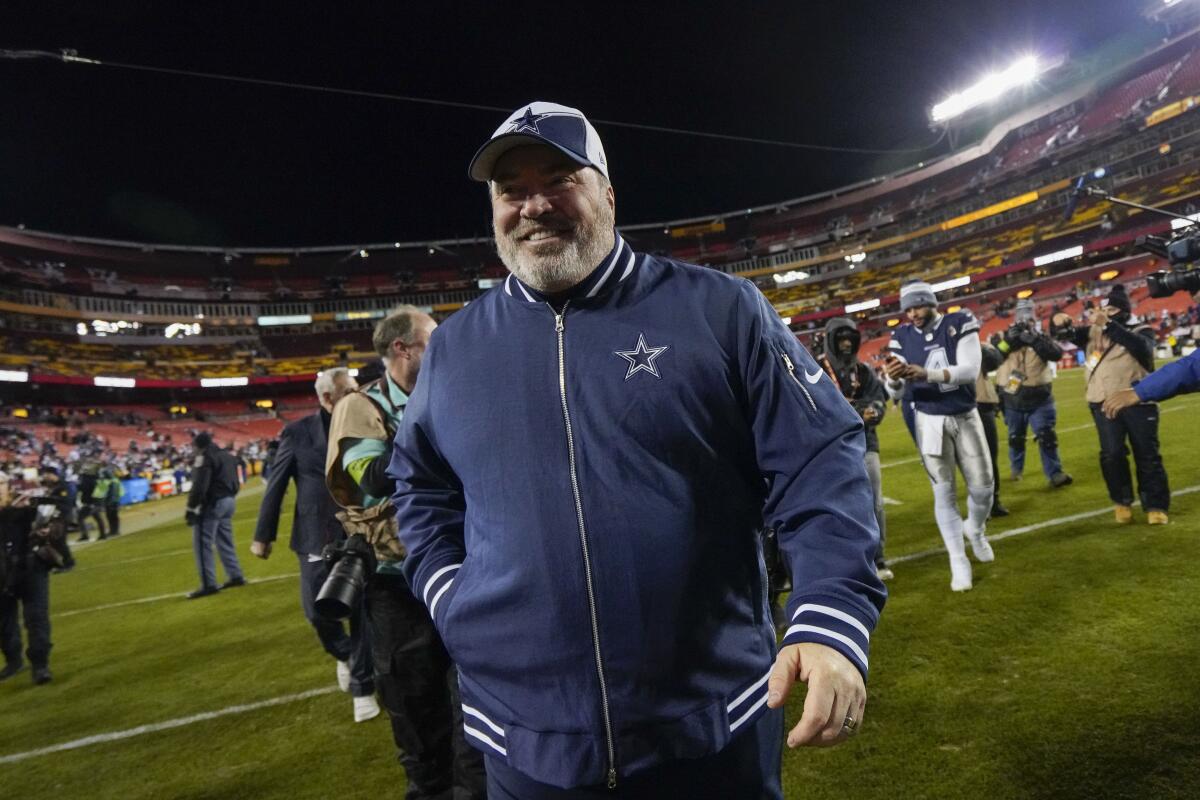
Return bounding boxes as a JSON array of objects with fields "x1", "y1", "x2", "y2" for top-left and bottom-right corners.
[
  {"x1": 553, "y1": 303, "x2": 618, "y2": 790},
  {"x1": 780, "y1": 351, "x2": 819, "y2": 411}
]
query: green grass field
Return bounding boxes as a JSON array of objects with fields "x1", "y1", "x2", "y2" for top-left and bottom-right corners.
[{"x1": 3, "y1": 366, "x2": 1199, "y2": 799}]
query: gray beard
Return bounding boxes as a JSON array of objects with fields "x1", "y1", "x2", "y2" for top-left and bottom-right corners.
[{"x1": 496, "y1": 204, "x2": 616, "y2": 294}]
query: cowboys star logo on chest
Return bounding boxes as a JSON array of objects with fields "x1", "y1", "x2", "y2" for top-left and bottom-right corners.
[{"x1": 614, "y1": 333, "x2": 670, "y2": 381}]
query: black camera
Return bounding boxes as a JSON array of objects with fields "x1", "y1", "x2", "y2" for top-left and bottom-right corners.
[
  {"x1": 1136, "y1": 233, "x2": 1200, "y2": 298},
  {"x1": 314, "y1": 534, "x2": 376, "y2": 620}
]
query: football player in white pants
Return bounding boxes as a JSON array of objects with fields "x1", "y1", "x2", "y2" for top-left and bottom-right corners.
[{"x1": 884, "y1": 281, "x2": 995, "y2": 591}]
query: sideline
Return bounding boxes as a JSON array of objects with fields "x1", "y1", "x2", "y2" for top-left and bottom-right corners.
[
  {"x1": 53, "y1": 573, "x2": 299, "y2": 619},
  {"x1": 890, "y1": 484, "x2": 1200, "y2": 565},
  {"x1": 73, "y1": 481, "x2": 268, "y2": 550},
  {"x1": 0, "y1": 686, "x2": 339, "y2": 766},
  {"x1": 881, "y1": 396, "x2": 1198, "y2": 469}
]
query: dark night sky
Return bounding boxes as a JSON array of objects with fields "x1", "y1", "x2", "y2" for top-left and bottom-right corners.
[{"x1": 1, "y1": 1, "x2": 1147, "y2": 248}]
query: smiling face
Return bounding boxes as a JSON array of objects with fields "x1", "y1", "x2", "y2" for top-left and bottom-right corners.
[
  {"x1": 490, "y1": 145, "x2": 616, "y2": 294},
  {"x1": 905, "y1": 305, "x2": 936, "y2": 328}
]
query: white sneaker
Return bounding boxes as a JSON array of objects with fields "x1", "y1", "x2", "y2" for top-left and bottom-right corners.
[
  {"x1": 950, "y1": 555, "x2": 973, "y2": 592},
  {"x1": 876, "y1": 565, "x2": 895, "y2": 581},
  {"x1": 336, "y1": 660, "x2": 351, "y2": 693},
  {"x1": 353, "y1": 694, "x2": 381, "y2": 723},
  {"x1": 965, "y1": 527, "x2": 995, "y2": 563}
]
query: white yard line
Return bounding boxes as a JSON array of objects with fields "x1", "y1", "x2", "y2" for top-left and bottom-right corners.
[
  {"x1": 881, "y1": 397, "x2": 1199, "y2": 468},
  {"x1": 890, "y1": 484, "x2": 1200, "y2": 565},
  {"x1": 0, "y1": 686, "x2": 339, "y2": 765},
  {"x1": 53, "y1": 573, "x2": 299, "y2": 619},
  {"x1": 72, "y1": 549, "x2": 194, "y2": 571}
]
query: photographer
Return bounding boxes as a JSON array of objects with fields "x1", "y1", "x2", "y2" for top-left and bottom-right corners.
[
  {"x1": 976, "y1": 343, "x2": 1008, "y2": 517},
  {"x1": 1052, "y1": 285, "x2": 1169, "y2": 524},
  {"x1": 819, "y1": 317, "x2": 893, "y2": 580},
  {"x1": 0, "y1": 473, "x2": 56, "y2": 685},
  {"x1": 252, "y1": 367, "x2": 379, "y2": 723},
  {"x1": 993, "y1": 299, "x2": 1073, "y2": 489},
  {"x1": 1103, "y1": 289, "x2": 1200, "y2": 418},
  {"x1": 325, "y1": 307, "x2": 484, "y2": 799}
]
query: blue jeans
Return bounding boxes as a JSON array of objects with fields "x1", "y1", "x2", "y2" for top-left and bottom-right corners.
[
  {"x1": 299, "y1": 554, "x2": 374, "y2": 697},
  {"x1": 1004, "y1": 398, "x2": 1062, "y2": 479},
  {"x1": 192, "y1": 495, "x2": 244, "y2": 588}
]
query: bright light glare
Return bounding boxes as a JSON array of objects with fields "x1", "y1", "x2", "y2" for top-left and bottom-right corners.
[
  {"x1": 931, "y1": 276, "x2": 971, "y2": 292},
  {"x1": 931, "y1": 55, "x2": 1040, "y2": 123},
  {"x1": 845, "y1": 298, "x2": 881, "y2": 313},
  {"x1": 773, "y1": 269, "x2": 810, "y2": 285},
  {"x1": 1032, "y1": 245, "x2": 1082, "y2": 267}
]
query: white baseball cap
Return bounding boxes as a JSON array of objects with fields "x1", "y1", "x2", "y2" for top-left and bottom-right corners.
[{"x1": 468, "y1": 101, "x2": 609, "y2": 182}]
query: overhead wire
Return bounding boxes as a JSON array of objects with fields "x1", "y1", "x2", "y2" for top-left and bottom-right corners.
[{"x1": 0, "y1": 48, "x2": 947, "y2": 156}]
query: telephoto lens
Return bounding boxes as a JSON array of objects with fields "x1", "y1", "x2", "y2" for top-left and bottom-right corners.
[{"x1": 315, "y1": 552, "x2": 367, "y2": 619}]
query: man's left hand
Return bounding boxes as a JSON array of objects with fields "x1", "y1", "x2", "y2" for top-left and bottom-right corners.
[
  {"x1": 1102, "y1": 388, "x2": 1140, "y2": 419},
  {"x1": 767, "y1": 642, "x2": 866, "y2": 748}
]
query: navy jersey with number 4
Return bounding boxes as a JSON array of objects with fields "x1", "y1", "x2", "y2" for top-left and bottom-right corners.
[{"x1": 887, "y1": 310, "x2": 980, "y2": 416}]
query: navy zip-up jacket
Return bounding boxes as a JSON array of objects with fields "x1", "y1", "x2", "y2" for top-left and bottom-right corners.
[{"x1": 389, "y1": 234, "x2": 886, "y2": 789}]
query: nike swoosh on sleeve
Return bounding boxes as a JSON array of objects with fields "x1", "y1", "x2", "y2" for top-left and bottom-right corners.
[{"x1": 804, "y1": 369, "x2": 822, "y2": 384}]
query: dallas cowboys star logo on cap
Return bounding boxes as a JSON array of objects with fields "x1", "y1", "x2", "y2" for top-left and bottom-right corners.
[
  {"x1": 614, "y1": 333, "x2": 670, "y2": 381},
  {"x1": 509, "y1": 107, "x2": 546, "y2": 134}
]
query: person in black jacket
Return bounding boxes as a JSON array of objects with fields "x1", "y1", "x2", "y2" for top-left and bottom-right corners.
[
  {"x1": 185, "y1": 432, "x2": 245, "y2": 598},
  {"x1": 252, "y1": 367, "x2": 379, "y2": 722},
  {"x1": 819, "y1": 317, "x2": 893, "y2": 580},
  {"x1": 993, "y1": 299, "x2": 1073, "y2": 489},
  {"x1": 0, "y1": 473, "x2": 55, "y2": 685}
]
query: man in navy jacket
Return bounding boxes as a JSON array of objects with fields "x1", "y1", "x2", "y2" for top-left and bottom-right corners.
[
  {"x1": 252, "y1": 367, "x2": 378, "y2": 722},
  {"x1": 389, "y1": 101, "x2": 886, "y2": 798}
]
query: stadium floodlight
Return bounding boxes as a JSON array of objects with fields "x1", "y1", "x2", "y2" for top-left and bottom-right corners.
[
  {"x1": 931, "y1": 55, "x2": 1041, "y2": 123},
  {"x1": 773, "y1": 269, "x2": 810, "y2": 286},
  {"x1": 94, "y1": 376, "x2": 136, "y2": 388},
  {"x1": 931, "y1": 276, "x2": 971, "y2": 293},
  {"x1": 0, "y1": 369, "x2": 29, "y2": 382},
  {"x1": 1032, "y1": 245, "x2": 1083, "y2": 267},
  {"x1": 200, "y1": 376, "x2": 250, "y2": 388}
]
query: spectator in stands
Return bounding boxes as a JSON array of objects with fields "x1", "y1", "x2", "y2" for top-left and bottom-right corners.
[
  {"x1": 1052, "y1": 285, "x2": 1169, "y2": 524},
  {"x1": 184, "y1": 431, "x2": 246, "y2": 598},
  {"x1": 976, "y1": 343, "x2": 1008, "y2": 517},
  {"x1": 389, "y1": 102, "x2": 882, "y2": 796},
  {"x1": 885, "y1": 282, "x2": 994, "y2": 592},
  {"x1": 818, "y1": 317, "x2": 893, "y2": 580},
  {"x1": 252, "y1": 367, "x2": 379, "y2": 723},
  {"x1": 993, "y1": 299, "x2": 1073, "y2": 489},
  {"x1": 0, "y1": 472, "x2": 56, "y2": 685},
  {"x1": 326, "y1": 307, "x2": 484, "y2": 799}
]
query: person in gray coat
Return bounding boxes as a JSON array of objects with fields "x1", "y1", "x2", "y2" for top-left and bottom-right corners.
[{"x1": 252, "y1": 367, "x2": 379, "y2": 722}]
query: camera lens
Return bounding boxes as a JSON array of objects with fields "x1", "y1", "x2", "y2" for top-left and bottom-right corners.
[{"x1": 315, "y1": 554, "x2": 367, "y2": 619}]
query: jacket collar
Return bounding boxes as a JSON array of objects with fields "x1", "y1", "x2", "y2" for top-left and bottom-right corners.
[{"x1": 502, "y1": 231, "x2": 637, "y2": 305}]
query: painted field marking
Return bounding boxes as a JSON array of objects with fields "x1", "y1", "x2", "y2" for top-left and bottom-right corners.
[
  {"x1": 54, "y1": 573, "x2": 299, "y2": 619},
  {"x1": 881, "y1": 396, "x2": 1198, "y2": 469},
  {"x1": 73, "y1": 548, "x2": 193, "y2": 571},
  {"x1": 890, "y1": 484, "x2": 1200, "y2": 565},
  {"x1": 0, "y1": 686, "x2": 339, "y2": 766}
]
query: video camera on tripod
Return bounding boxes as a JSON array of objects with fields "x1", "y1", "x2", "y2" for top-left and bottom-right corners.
[{"x1": 1063, "y1": 169, "x2": 1200, "y2": 298}]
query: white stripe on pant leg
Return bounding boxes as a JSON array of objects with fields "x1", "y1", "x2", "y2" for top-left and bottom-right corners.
[{"x1": 0, "y1": 686, "x2": 338, "y2": 765}]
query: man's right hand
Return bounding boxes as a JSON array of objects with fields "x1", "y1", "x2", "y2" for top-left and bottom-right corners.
[{"x1": 250, "y1": 540, "x2": 272, "y2": 560}]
